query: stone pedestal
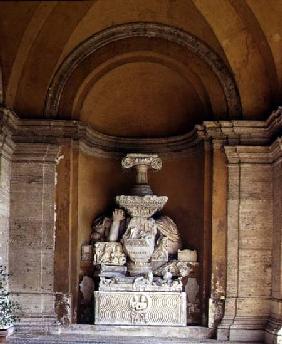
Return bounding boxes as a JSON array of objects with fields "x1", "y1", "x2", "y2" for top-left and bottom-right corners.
[{"x1": 94, "y1": 291, "x2": 187, "y2": 326}]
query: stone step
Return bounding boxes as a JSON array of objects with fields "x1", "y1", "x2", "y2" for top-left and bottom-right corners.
[
  {"x1": 55, "y1": 324, "x2": 214, "y2": 339},
  {"x1": 7, "y1": 325, "x2": 264, "y2": 344},
  {"x1": 7, "y1": 333, "x2": 263, "y2": 344}
]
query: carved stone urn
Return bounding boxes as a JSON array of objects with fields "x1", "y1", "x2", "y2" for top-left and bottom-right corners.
[{"x1": 116, "y1": 154, "x2": 168, "y2": 276}]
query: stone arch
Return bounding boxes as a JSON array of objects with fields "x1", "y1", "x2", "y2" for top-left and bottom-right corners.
[{"x1": 44, "y1": 22, "x2": 242, "y2": 118}]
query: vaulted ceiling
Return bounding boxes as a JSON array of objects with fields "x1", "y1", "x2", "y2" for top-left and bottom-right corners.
[{"x1": 0, "y1": 0, "x2": 281, "y2": 137}]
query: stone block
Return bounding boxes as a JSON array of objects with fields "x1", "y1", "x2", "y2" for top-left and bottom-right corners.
[
  {"x1": 9, "y1": 247, "x2": 41, "y2": 292},
  {"x1": 11, "y1": 292, "x2": 56, "y2": 317},
  {"x1": 228, "y1": 165, "x2": 240, "y2": 200},
  {"x1": 239, "y1": 200, "x2": 272, "y2": 250},
  {"x1": 10, "y1": 219, "x2": 43, "y2": 249},
  {"x1": 41, "y1": 249, "x2": 55, "y2": 292},
  {"x1": 240, "y1": 165, "x2": 272, "y2": 200},
  {"x1": 238, "y1": 249, "x2": 272, "y2": 297},
  {"x1": 229, "y1": 328, "x2": 265, "y2": 342},
  {"x1": 236, "y1": 297, "x2": 271, "y2": 317}
]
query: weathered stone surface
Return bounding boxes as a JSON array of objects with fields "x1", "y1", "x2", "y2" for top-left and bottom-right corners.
[
  {"x1": 5, "y1": 324, "x2": 260, "y2": 344},
  {"x1": 219, "y1": 152, "x2": 274, "y2": 341},
  {"x1": 9, "y1": 143, "x2": 60, "y2": 321},
  {"x1": 94, "y1": 291, "x2": 187, "y2": 326},
  {"x1": 0, "y1": 137, "x2": 13, "y2": 269},
  {"x1": 239, "y1": 249, "x2": 272, "y2": 297},
  {"x1": 93, "y1": 242, "x2": 126, "y2": 266},
  {"x1": 266, "y1": 158, "x2": 282, "y2": 343}
]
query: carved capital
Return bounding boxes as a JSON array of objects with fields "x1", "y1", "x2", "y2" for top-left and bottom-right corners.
[
  {"x1": 122, "y1": 154, "x2": 162, "y2": 170},
  {"x1": 121, "y1": 154, "x2": 162, "y2": 188}
]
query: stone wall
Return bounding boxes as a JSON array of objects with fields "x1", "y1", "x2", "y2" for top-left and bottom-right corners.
[
  {"x1": 217, "y1": 147, "x2": 274, "y2": 342},
  {"x1": 0, "y1": 135, "x2": 13, "y2": 270},
  {"x1": 9, "y1": 143, "x2": 59, "y2": 324},
  {"x1": 265, "y1": 141, "x2": 282, "y2": 343}
]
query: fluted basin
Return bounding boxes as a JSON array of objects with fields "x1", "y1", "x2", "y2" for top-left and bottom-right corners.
[{"x1": 116, "y1": 195, "x2": 168, "y2": 218}]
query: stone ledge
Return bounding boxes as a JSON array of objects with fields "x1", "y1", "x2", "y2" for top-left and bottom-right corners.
[
  {"x1": 6, "y1": 333, "x2": 264, "y2": 344},
  {"x1": 54, "y1": 324, "x2": 212, "y2": 339}
]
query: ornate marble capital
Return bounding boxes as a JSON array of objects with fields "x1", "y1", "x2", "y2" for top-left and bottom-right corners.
[
  {"x1": 122, "y1": 153, "x2": 162, "y2": 171},
  {"x1": 122, "y1": 154, "x2": 162, "y2": 189}
]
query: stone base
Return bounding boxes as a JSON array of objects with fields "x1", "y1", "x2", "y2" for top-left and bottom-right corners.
[
  {"x1": 15, "y1": 316, "x2": 58, "y2": 333},
  {"x1": 0, "y1": 325, "x2": 14, "y2": 337},
  {"x1": 264, "y1": 317, "x2": 282, "y2": 344},
  {"x1": 7, "y1": 324, "x2": 216, "y2": 343},
  {"x1": 56, "y1": 324, "x2": 213, "y2": 339},
  {"x1": 217, "y1": 316, "x2": 267, "y2": 342},
  {"x1": 94, "y1": 290, "x2": 187, "y2": 326}
]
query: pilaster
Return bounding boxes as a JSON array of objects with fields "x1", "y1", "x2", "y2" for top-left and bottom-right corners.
[
  {"x1": 265, "y1": 139, "x2": 282, "y2": 344},
  {"x1": 217, "y1": 146, "x2": 274, "y2": 342},
  {"x1": 9, "y1": 142, "x2": 60, "y2": 327},
  {"x1": 208, "y1": 139, "x2": 227, "y2": 330},
  {"x1": 0, "y1": 111, "x2": 15, "y2": 270}
]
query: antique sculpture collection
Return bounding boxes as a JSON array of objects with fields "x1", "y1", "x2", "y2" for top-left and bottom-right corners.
[{"x1": 83, "y1": 154, "x2": 199, "y2": 326}]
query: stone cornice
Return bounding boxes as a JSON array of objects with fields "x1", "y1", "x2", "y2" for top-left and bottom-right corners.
[
  {"x1": 199, "y1": 107, "x2": 282, "y2": 146},
  {"x1": 225, "y1": 138, "x2": 282, "y2": 164},
  {"x1": 1, "y1": 107, "x2": 282, "y2": 158},
  {"x1": 1, "y1": 108, "x2": 203, "y2": 156},
  {"x1": 224, "y1": 146, "x2": 272, "y2": 164},
  {"x1": 12, "y1": 143, "x2": 60, "y2": 163}
]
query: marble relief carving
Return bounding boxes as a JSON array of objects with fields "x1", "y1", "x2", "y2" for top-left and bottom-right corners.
[
  {"x1": 94, "y1": 242, "x2": 126, "y2": 266},
  {"x1": 82, "y1": 153, "x2": 200, "y2": 326}
]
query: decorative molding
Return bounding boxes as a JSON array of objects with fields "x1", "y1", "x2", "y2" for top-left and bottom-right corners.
[
  {"x1": 199, "y1": 106, "x2": 282, "y2": 146},
  {"x1": 44, "y1": 22, "x2": 242, "y2": 118},
  {"x1": 224, "y1": 138, "x2": 282, "y2": 164},
  {"x1": 1, "y1": 107, "x2": 204, "y2": 157},
  {"x1": 0, "y1": 108, "x2": 16, "y2": 160},
  {"x1": 12, "y1": 143, "x2": 60, "y2": 163},
  {"x1": 224, "y1": 146, "x2": 271, "y2": 164},
  {"x1": 1, "y1": 107, "x2": 282, "y2": 158}
]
